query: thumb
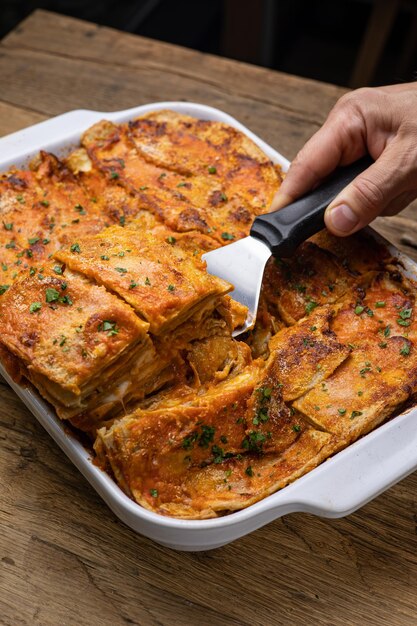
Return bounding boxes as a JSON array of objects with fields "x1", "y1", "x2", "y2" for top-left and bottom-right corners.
[{"x1": 324, "y1": 144, "x2": 406, "y2": 236}]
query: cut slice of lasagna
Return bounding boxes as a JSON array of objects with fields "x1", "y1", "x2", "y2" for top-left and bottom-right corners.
[
  {"x1": 0, "y1": 268, "x2": 150, "y2": 419},
  {"x1": 54, "y1": 226, "x2": 231, "y2": 335}
]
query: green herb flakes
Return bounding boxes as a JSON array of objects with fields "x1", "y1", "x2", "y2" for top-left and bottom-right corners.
[
  {"x1": 45, "y1": 288, "x2": 60, "y2": 303},
  {"x1": 98, "y1": 320, "x2": 119, "y2": 336},
  {"x1": 400, "y1": 342, "x2": 411, "y2": 357}
]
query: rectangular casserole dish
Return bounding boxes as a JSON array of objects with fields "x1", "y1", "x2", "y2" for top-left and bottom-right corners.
[{"x1": 1, "y1": 101, "x2": 417, "y2": 552}]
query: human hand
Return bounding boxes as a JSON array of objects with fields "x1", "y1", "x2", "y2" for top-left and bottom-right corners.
[{"x1": 271, "y1": 83, "x2": 417, "y2": 236}]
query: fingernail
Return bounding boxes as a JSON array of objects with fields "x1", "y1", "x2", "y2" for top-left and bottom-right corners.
[
  {"x1": 327, "y1": 203, "x2": 359, "y2": 233},
  {"x1": 270, "y1": 192, "x2": 294, "y2": 212}
]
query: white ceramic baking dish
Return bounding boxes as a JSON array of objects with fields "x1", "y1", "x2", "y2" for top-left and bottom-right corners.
[{"x1": 1, "y1": 102, "x2": 417, "y2": 552}]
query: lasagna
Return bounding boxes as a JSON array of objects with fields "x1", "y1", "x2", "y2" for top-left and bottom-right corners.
[{"x1": 1, "y1": 110, "x2": 416, "y2": 519}]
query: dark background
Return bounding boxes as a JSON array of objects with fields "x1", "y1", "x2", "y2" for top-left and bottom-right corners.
[{"x1": 1, "y1": 0, "x2": 417, "y2": 88}]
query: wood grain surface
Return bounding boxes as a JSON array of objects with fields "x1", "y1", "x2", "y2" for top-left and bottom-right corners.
[{"x1": 1, "y1": 11, "x2": 417, "y2": 626}]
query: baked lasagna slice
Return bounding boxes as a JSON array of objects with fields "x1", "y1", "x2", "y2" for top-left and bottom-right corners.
[
  {"x1": 0, "y1": 268, "x2": 150, "y2": 419},
  {"x1": 54, "y1": 226, "x2": 231, "y2": 335}
]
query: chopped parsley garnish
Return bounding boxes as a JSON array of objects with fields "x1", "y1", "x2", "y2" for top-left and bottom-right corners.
[
  {"x1": 45, "y1": 288, "x2": 60, "y2": 303},
  {"x1": 397, "y1": 307, "x2": 412, "y2": 327},
  {"x1": 212, "y1": 445, "x2": 227, "y2": 464},
  {"x1": 397, "y1": 319, "x2": 410, "y2": 327},
  {"x1": 360, "y1": 365, "x2": 371, "y2": 377},
  {"x1": 119, "y1": 215, "x2": 126, "y2": 226},
  {"x1": 258, "y1": 386, "x2": 272, "y2": 400},
  {"x1": 129, "y1": 280, "x2": 137, "y2": 289},
  {"x1": 292, "y1": 424, "x2": 301, "y2": 432},
  {"x1": 400, "y1": 342, "x2": 410, "y2": 357},
  {"x1": 220, "y1": 192, "x2": 228, "y2": 202},
  {"x1": 16, "y1": 195, "x2": 25, "y2": 204},
  {"x1": 221, "y1": 232, "x2": 235, "y2": 240},
  {"x1": 383, "y1": 325, "x2": 391, "y2": 337},
  {"x1": 253, "y1": 409, "x2": 269, "y2": 425},
  {"x1": 207, "y1": 166, "x2": 217, "y2": 174},
  {"x1": 40, "y1": 200, "x2": 49, "y2": 207},
  {"x1": 70, "y1": 243, "x2": 81, "y2": 253},
  {"x1": 167, "y1": 284, "x2": 175, "y2": 292},
  {"x1": 242, "y1": 430, "x2": 266, "y2": 453},
  {"x1": 177, "y1": 182, "x2": 187, "y2": 187},
  {"x1": 305, "y1": 300, "x2": 318, "y2": 315},
  {"x1": 354, "y1": 305, "x2": 364, "y2": 315},
  {"x1": 28, "y1": 237, "x2": 40, "y2": 245},
  {"x1": 145, "y1": 277, "x2": 151, "y2": 285},
  {"x1": 182, "y1": 424, "x2": 216, "y2": 451},
  {"x1": 378, "y1": 341, "x2": 387, "y2": 348},
  {"x1": 375, "y1": 301, "x2": 386, "y2": 308},
  {"x1": 399, "y1": 307, "x2": 412, "y2": 319},
  {"x1": 60, "y1": 294, "x2": 72, "y2": 306},
  {"x1": 29, "y1": 302, "x2": 42, "y2": 314},
  {"x1": 114, "y1": 267, "x2": 127, "y2": 274},
  {"x1": 110, "y1": 171, "x2": 119, "y2": 180},
  {"x1": 149, "y1": 489, "x2": 158, "y2": 498},
  {"x1": 350, "y1": 410, "x2": 363, "y2": 419},
  {"x1": 199, "y1": 425, "x2": 216, "y2": 448},
  {"x1": 167, "y1": 236, "x2": 176, "y2": 245},
  {"x1": 74, "y1": 204, "x2": 86, "y2": 215},
  {"x1": 245, "y1": 466, "x2": 254, "y2": 477},
  {"x1": 100, "y1": 255, "x2": 110, "y2": 260},
  {"x1": 53, "y1": 265, "x2": 63, "y2": 275},
  {"x1": 338, "y1": 408, "x2": 346, "y2": 415},
  {"x1": 3, "y1": 222, "x2": 13, "y2": 231},
  {"x1": 98, "y1": 320, "x2": 119, "y2": 336},
  {"x1": 182, "y1": 433, "x2": 198, "y2": 450},
  {"x1": 0, "y1": 285, "x2": 9, "y2": 295},
  {"x1": 139, "y1": 185, "x2": 148, "y2": 191},
  {"x1": 310, "y1": 326, "x2": 317, "y2": 332}
]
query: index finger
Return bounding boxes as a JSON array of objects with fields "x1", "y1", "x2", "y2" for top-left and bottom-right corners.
[{"x1": 271, "y1": 107, "x2": 366, "y2": 211}]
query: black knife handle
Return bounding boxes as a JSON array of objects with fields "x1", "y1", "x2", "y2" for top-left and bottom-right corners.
[{"x1": 250, "y1": 155, "x2": 373, "y2": 257}]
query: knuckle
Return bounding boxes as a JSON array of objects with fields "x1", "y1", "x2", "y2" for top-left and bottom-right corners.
[
  {"x1": 351, "y1": 175, "x2": 386, "y2": 211},
  {"x1": 336, "y1": 87, "x2": 383, "y2": 110}
]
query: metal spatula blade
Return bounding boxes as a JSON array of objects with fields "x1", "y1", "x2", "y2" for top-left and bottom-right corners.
[{"x1": 203, "y1": 156, "x2": 373, "y2": 337}]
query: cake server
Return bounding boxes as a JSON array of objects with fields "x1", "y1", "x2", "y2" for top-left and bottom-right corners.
[{"x1": 202, "y1": 155, "x2": 373, "y2": 336}]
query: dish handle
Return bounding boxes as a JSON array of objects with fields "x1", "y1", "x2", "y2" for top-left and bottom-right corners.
[{"x1": 273, "y1": 409, "x2": 417, "y2": 518}]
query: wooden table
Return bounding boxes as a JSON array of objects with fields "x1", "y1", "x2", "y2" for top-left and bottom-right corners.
[{"x1": 1, "y1": 11, "x2": 417, "y2": 626}]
